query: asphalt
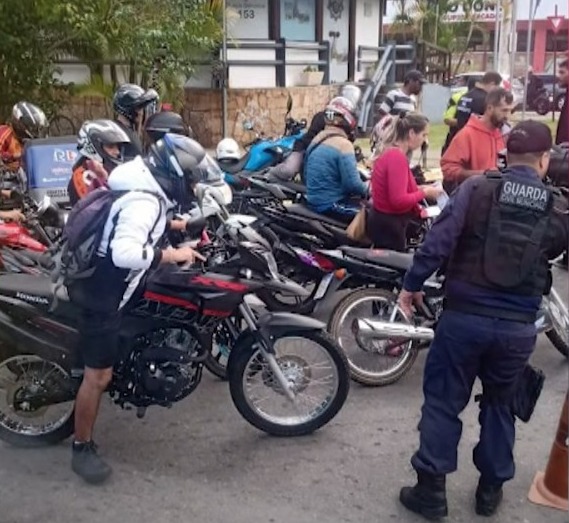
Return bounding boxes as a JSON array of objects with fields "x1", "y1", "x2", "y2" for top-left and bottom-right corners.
[{"x1": 0, "y1": 268, "x2": 567, "y2": 523}]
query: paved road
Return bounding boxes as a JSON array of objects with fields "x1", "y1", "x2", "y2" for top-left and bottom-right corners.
[{"x1": 1, "y1": 270, "x2": 567, "y2": 523}]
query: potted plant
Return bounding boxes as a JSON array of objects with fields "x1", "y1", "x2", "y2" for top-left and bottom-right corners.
[{"x1": 299, "y1": 66, "x2": 324, "y2": 86}]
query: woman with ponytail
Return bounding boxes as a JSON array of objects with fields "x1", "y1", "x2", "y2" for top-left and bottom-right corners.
[{"x1": 367, "y1": 112, "x2": 443, "y2": 251}]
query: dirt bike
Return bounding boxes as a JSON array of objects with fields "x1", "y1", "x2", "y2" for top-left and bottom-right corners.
[{"x1": 0, "y1": 240, "x2": 350, "y2": 447}]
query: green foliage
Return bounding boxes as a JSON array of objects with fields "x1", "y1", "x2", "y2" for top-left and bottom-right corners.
[{"x1": 0, "y1": 0, "x2": 223, "y2": 120}]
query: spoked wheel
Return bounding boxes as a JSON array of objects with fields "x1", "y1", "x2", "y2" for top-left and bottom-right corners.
[
  {"x1": 543, "y1": 289, "x2": 569, "y2": 358},
  {"x1": 0, "y1": 355, "x2": 75, "y2": 447},
  {"x1": 328, "y1": 287, "x2": 419, "y2": 386},
  {"x1": 229, "y1": 330, "x2": 349, "y2": 436}
]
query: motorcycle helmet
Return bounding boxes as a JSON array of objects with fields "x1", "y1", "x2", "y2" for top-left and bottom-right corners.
[
  {"x1": 144, "y1": 111, "x2": 193, "y2": 145},
  {"x1": 10, "y1": 102, "x2": 48, "y2": 141},
  {"x1": 339, "y1": 84, "x2": 362, "y2": 109},
  {"x1": 216, "y1": 138, "x2": 241, "y2": 162},
  {"x1": 324, "y1": 96, "x2": 357, "y2": 135},
  {"x1": 145, "y1": 133, "x2": 206, "y2": 206},
  {"x1": 113, "y1": 84, "x2": 159, "y2": 126},
  {"x1": 77, "y1": 119, "x2": 131, "y2": 172}
]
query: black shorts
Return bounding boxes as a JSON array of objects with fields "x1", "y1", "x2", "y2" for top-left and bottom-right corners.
[{"x1": 77, "y1": 310, "x2": 122, "y2": 369}]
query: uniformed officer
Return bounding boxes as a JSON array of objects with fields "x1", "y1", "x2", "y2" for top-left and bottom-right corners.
[{"x1": 396, "y1": 120, "x2": 569, "y2": 520}]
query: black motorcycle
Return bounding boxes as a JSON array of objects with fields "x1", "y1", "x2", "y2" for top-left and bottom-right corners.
[{"x1": 0, "y1": 241, "x2": 349, "y2": 447}]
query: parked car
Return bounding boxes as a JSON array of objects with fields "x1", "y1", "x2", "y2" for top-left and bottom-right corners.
[
  {"x1": 532, "y1": 74, "x2": 567, "y2": 112},
  {"x1": 448, "y1": 72, "x2": 524, "y2": 111}
]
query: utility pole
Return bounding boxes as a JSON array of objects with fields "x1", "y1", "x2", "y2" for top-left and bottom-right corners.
[{"x1": 497, "y1": 0, "x2": 514, "y2": 74}]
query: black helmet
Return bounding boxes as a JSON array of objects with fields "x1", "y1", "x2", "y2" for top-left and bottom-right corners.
[
  {"x1": 144, "y1": 111, "x2": 194, "y2": 144},
  {"x1": 10, "y1": 102, "x2": 48, "y2": 141},
  {"x1": 113, "y1": 84, "x2": 159, "y2": 125},
  {"x1": 77, "y1": 119, "x2": 131, "y2": 172},
  {"x1": 145, "y1": 133, "x2": 205, "y2": 206}
]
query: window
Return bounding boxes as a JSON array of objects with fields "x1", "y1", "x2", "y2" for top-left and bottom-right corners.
[
  {"x1": 227, "y1": 0, "x2": 270, "y2": 39},
  {"x1": 516, "y1": 30, "x2": 535, "y2": 52},
  {"x1": 546, "y1": 30, "x2": 569, "y2": 52},
  {"x1": 280, "y1": 0, "x2": 316, "y2": 41}
]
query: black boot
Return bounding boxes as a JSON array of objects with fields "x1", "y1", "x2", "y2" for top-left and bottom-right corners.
[
  {"x1": 399, "y1": 471, "x2": 448, "y2": 521},
  {"x1": 71, "y1": 440, "x2": 112, "y2": 484},
  {"x1": 475, "y1": 480, "x2": 503, "y2": 517}
]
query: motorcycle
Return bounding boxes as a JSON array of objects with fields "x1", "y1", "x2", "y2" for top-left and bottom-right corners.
[
  {"x1": 0, "y1": 239, "x2": 350, "y2": 447},
  {"x1": 319, "y1": 247, "x2": 569, "y2": 386},
  {"x1": 217, "y1": 95, "x2": 307, "y2": 187}
]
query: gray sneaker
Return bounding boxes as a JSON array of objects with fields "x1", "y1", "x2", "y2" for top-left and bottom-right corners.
[{"x1": 71, "y1": 440, "x2": 112, "y2": 484}]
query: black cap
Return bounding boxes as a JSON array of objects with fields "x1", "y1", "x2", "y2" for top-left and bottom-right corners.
[
  {"x1": 405, "y1": 70, "x2": 427, "y2": 84},
  {"x1": 507, "y1": 120, "x2": 553, "y2": 154}
]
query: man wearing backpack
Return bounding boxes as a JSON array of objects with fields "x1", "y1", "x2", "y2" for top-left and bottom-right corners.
[{"x1": 67, "y1": 134, "x2": 205, "y2": 484}]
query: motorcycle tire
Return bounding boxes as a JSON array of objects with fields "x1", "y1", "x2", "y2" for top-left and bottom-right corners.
[
  {"x1": 327, "y1": 287, "x2": 419, "y2": 387},
  {"x1": 228, "y1": 330, "x2": 349, "y2": 437},
  {"x1": 204, "y1": 351, "x2": 228, "y2": 380},
  {"x1": 0, "y1": 354, "x2": 75, "y2": 447},
  {"x1": 546, "y1": 329, "x2": 569, "y2": 358}
]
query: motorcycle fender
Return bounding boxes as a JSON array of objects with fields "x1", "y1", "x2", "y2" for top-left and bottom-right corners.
[
  {"x1": 0, "y1": 308, "x2": 76, "y2": 367},
  {"x1": 312, "y1": 273, "x2": 351, "y2": 315},
  {"x1": 257, "y1": 311, "x2": 325, "y2": 338}
]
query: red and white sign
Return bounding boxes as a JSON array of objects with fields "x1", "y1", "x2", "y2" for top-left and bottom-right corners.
[{"x1": 548, "y1": 16, "x2": 566, "y2": 34}]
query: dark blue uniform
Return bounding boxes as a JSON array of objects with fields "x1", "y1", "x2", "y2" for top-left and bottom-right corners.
[{"x1": 403, "y1": 165, "x2": 568, "y2": 486}]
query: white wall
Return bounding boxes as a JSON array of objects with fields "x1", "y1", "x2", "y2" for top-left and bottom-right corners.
[
  {"x1": 285, "y1": 48, "x2": 320, "y2": 86},
  {"x1": 227, "y1": 46, "x2": 276, "y2": 88},
  {"x1": 354, "y1": 0, "x2": 380, "y2": 82}
]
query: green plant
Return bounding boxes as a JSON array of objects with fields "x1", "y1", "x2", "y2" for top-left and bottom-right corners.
[{"x1": 303, "y1": 66, "x2": 318, "y2": 73}]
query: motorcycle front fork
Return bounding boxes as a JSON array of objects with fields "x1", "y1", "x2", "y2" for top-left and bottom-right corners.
[{"x1": 238, "y1": 302, "x2": 296, "y2": 401}]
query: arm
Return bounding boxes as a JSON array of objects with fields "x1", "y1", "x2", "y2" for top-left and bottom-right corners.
[
  {"x1": 110, "y1": 198, "x2": 164, "y2": 270},
  {"x1": 443, "y1": 97, "x2": 458, "y2": 127},
  {"x1": 440, "y1": 131, "x2": 482, "y2": 182},
  {"x1": 338, "y1": 150, "x2": 367, "y2": 196},
  {"x1": 384, "y1": 152, "x2": 425, "y2": 212},
  {"x1": 378, "y1": 91, "x2": 396, "y2": 117},
  {"x1": 403, "y1": 180, "x2": 475, "y2": 291}
]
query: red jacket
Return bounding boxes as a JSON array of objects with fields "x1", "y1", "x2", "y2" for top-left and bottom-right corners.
[
  {"x1": 372, "y1": 147, "x2": 425, "y2": 215},
  {"x1": 441, "y1": 115, "x2": 505, "y2": 183}
]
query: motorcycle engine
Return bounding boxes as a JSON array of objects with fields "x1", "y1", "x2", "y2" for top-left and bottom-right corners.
[{"x1": 119, "y1": 328, "x2": 203, "y2": 407}]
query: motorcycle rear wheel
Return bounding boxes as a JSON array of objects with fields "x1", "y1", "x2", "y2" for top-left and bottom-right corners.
[
  {"x1": 328, "y1": 287, "x2": 419, "y2": 386},
  {"x1": 0, "y1": 354, "x2": 75, "y2": 447},
  {"x1": 229, "y1": 330, "x2": 349, "y2": 436}
]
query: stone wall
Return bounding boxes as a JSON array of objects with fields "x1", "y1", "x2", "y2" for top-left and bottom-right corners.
[
  {"x1": 53, "y1": 86, "x2": 341, "y2": 148},
  {"x1": 184, "y1": 86, "x2": 340, "y2": 148}
]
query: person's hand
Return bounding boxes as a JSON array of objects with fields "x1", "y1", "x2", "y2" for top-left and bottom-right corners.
[
  {"x1": 85, "y1": 159, "x2": 109, "y2": 180},
  {"x1": 0, "y1": 209, "x2": 25, "y2": 222},
  {"x1": 1, "y1": 189, "x2": 11, "y2": 199},
  {"x1": 397, "y1": 289, "x2": 424, "y2": 319},
  {"x1": 170, "y1": 218, "x2": 188, "y2": 232},
  {"x1": 421, "y1": 184, "x2": 444, "y2": 200},
  {"x1": 163, "y1": 245, "x2": 206, "y2": 264}
]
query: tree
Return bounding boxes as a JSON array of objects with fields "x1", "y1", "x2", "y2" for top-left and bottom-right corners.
[
  {"x1": 388, "y1": 0, "x2": 495, "y2": 75},
  {"x1": 0, "y1": 0, "x2": 224, "y2": 119}
]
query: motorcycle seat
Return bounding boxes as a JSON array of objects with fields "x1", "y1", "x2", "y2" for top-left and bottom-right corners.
[
  {"x1": 286, "y1": 204, "x2": 347, "y2": 228},
  {"x1": 340, "y1": 246, "x2": 413, "y2": 272},
  {"x1": 276, "y1": 180, "x2": 306, "y2": 195},
  {"x1": 218, "y1": 153, "x2": 251, "y2": 175},
  {"x1": 0, "y1": 274, "x2": 65, "y2": 301}
]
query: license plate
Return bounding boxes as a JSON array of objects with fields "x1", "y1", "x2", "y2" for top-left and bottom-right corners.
[{"x1": 314, "y1": 273, "x2": 335, "y2": 301}]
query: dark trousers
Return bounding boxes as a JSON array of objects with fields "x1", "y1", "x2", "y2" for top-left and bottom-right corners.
[
  {"x1": 366, "y1": 208, "x2": 411, "y2": 252},
  {"x1": 411, "y1": 310, "x2": 536, "y2": 484}
]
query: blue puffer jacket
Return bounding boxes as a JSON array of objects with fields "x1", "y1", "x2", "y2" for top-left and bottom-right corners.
[{"x1": 304, "y1": 128, "x2": 368, "y2": 213}]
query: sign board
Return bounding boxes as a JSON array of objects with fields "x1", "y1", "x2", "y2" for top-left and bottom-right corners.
[
  {"x1": 226, "y1": 0, "x2": 269, "y2": 39},
  {"x1": 442, "y1": 1, "x2": 498, "y2": 23},
  {"x1": 548, "y1": 16, "x2": 565, "y2": 34}
]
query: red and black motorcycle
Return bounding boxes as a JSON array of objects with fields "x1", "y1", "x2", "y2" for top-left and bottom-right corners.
[{"x1": 0, "y1": 241, "x2": 349, "y2": 447}]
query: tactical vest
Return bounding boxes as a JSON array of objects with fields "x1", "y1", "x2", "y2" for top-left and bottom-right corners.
[{"x1": 446, "y1": 171, "x2": 557, "y2": 297}]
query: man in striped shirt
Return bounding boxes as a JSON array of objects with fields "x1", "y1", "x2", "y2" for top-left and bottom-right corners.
[{"x1": 378, "y1": 70, "x2": 425, "y2": 118}]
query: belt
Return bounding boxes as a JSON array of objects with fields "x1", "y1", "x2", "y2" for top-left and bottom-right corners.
[{"x1": 444, "y1": 298, "x2": 536, "y2": 324}]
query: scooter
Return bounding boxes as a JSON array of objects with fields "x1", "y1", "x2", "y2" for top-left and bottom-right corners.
[{"x1": 217, "y1": 94, "x2": 307, "y2": 186}]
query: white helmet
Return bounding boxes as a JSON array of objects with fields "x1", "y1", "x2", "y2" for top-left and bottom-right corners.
[
  {"x1": 216, "y1": 138, "x2": 241, "y2": 162},
  {"x1": 340, "y1": 84, "x2": 362, "y2": 109}
]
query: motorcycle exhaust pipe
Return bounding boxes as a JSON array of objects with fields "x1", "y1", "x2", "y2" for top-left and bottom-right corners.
[{"x1": 354, "y1": 319, "x2": 435, "y2": 342}]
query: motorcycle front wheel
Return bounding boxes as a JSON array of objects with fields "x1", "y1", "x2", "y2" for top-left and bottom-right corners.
[{"x1": 228, "y1": 330, "x2": 349, "y2": 436}]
